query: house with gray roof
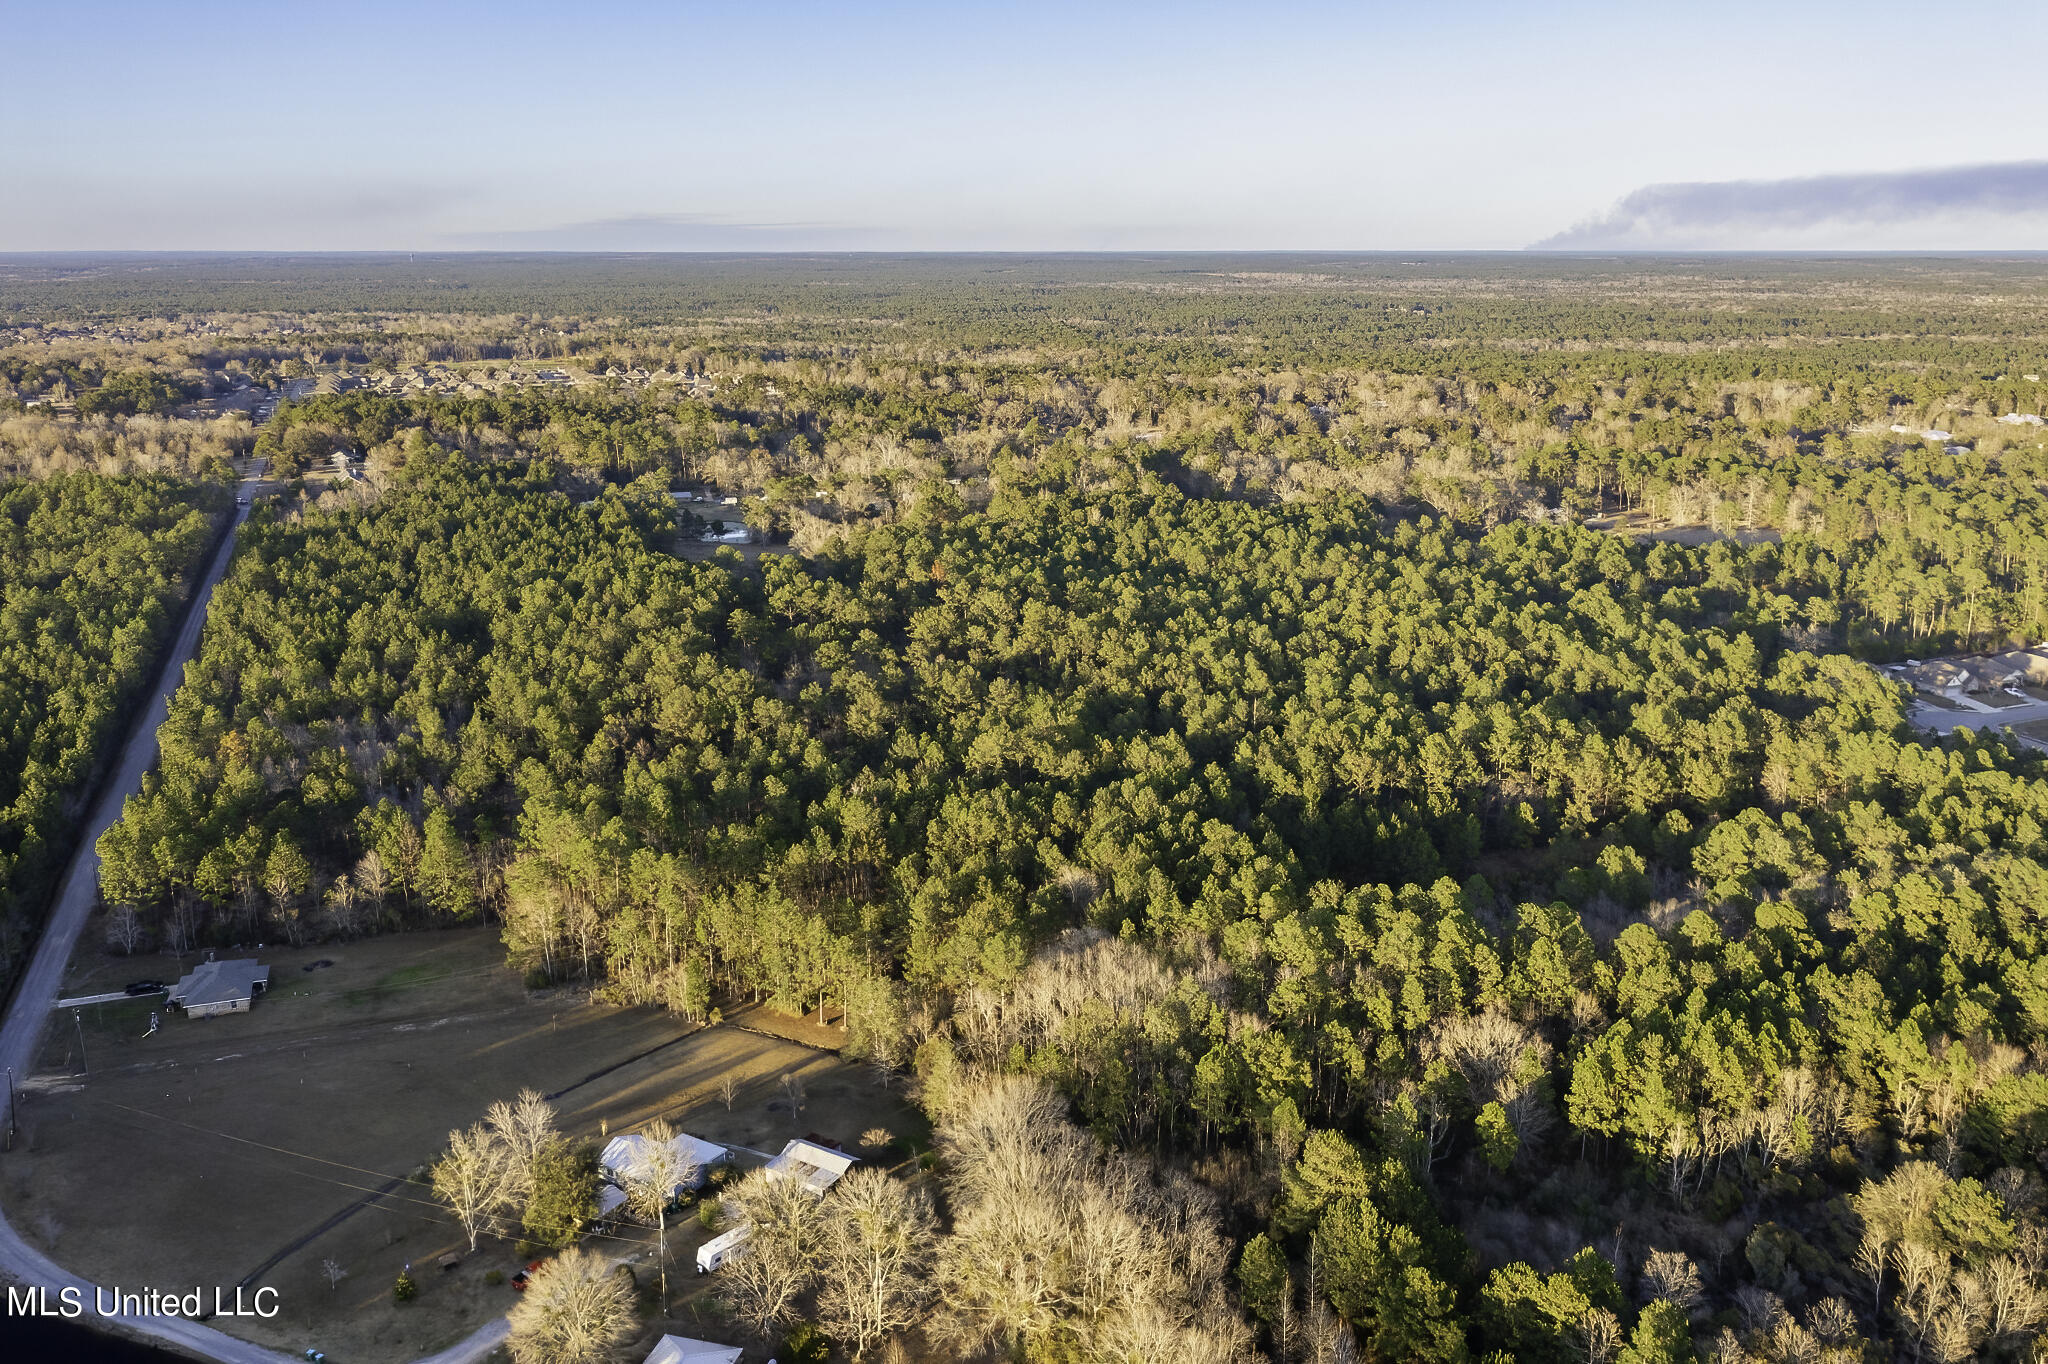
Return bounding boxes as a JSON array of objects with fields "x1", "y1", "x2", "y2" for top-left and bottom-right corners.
[{"x1": 167, "y1": 957, "x2": 270, "y2": 1018}]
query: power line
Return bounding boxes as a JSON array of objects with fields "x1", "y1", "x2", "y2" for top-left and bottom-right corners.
[{"x1": 80, "y1": 1095, "x2": 688, "y2": 1251}]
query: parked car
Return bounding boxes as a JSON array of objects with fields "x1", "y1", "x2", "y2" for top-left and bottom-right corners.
[{"x1": 124, "y1": 980, "x2": 166, "y2": 996}]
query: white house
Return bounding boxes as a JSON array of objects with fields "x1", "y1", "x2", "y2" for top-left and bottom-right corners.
[
  {"x1": 764, "y1": 1139, "x2": 856, "y2": 1197},
  {"x1": 600, "y1": 1131, "x2": 729, "y2": 1198},
  {"x1": 695, "y1": 1225, "x2": 750, "y2": 1274},
  {"x1": 643, "y1": 1335, "x2": 743, "y2": 1364},
  {"x1": 1998, "y1": 413, "x2": 2046, "y2": 426},
  {"x1": 167, "y1": 958, "x2": 269, "y2": 1018},
  {"x1": 1920, "y1": 429, "x2": 1953, "y2": 442}
]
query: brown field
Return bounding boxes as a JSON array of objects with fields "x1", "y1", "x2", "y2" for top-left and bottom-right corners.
[{"x1": 3, "y1": 928, "x2": 926, "y2": 1362}]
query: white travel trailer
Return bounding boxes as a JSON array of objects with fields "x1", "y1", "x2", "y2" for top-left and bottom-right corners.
[{"x1": 695, "y1": 1225, "x2": 751, "y2": 1274}]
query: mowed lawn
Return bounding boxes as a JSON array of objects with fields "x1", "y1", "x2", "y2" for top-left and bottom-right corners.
[{"x1": 2, "y1": 928, "x2": 926, "y2": 1361}]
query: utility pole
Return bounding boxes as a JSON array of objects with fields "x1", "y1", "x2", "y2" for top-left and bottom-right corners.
[
  {"x1": 5, "y1": 1067, "x2": 16, "y2": 1149},
  {"x1": 73, "y1": 1009, "x2": 87, "y2": 1077}
]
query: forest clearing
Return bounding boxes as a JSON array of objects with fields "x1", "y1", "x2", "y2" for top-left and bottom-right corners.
[{"x1": 0, "y1": 928, "x2": 920, "y2": 1361}]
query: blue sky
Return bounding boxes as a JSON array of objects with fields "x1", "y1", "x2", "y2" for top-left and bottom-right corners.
[{"x1": 6, "y1": 0, "x2": 2046, "y2": 251}]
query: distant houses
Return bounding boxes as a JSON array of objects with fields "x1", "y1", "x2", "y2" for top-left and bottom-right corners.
[
  {"x1": 1891, "y1": 648, "x2": 2048, "y2": 695},
  {"x1": 167, "y1": 957, "x2": 269, "y2": 1018}
]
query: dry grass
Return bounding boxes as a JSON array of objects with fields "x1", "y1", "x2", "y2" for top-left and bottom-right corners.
[{"x1": 4, "y1": 928, "x2": 924, "y2": 1361}]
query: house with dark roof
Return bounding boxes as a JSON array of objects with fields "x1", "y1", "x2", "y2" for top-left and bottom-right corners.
[{"x1": 167, "y1": 958, "x2": 270, "y2": 1018}]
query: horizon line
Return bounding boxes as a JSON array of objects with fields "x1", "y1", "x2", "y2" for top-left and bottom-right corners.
[{"x1": 7, "y1": 247, "x2": 2048, "y2": 259}]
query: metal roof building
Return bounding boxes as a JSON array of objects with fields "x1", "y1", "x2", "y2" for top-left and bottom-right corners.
[
  {"x1": 600, "y1": 1131, "x2": 729, "y2": 1197},
  {"x1": 764, "y1": 1138, "x2": 856, "y2": 1197},
  {"x1": 644, "y1": 1334, "x2": 743, "y2": 1364}
]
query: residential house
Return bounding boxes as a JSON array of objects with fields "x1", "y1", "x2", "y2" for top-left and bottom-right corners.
[{"x1": 167, "y1": 957, "x2": 270, "y2": 1018}]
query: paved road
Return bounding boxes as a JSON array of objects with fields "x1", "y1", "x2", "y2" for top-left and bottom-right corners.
[
  {"x1": 0, "y1": 486, "x2": 523, "y2": 1364},
  {"x1": 0, "y1": 502, "x2": 306, "y2": 1363}
]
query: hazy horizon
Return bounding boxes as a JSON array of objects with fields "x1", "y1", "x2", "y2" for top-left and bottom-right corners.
[{"x1": 8, "y1": 0, "x2": 2048, "y2": 255}]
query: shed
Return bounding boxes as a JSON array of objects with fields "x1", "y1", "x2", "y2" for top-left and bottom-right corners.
[
  {"x1": 644, "y1": 1334, "x2": 744, "y2": 1364},
  {"x1": 764, "y1": 1138, "x2": 856, "y2": 1197},
  {"x1": 695, "y1": 1225, "x2": 750, "y2": 1274},
  {"x1": 600, "y1": 1131, "x2": 729, "y2": 1197},
  {"x1": 167, "y1": 958, "x2": 269, "y2": 1018}
]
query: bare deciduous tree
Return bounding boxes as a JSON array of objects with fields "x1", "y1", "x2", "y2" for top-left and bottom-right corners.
[
  {"x1": 619, "y1": 1118, "x2": 695, "y2": 1312},
  {"x1": 321, "y1": 1257, "x2": 348, "y2": 1292},
  {"x1": 718, "y1": 1168, "x2": 825, "y2": 1335},
  {"x1": 1574, "y1": 1308, "x2": 1621, "y2": 1364},
  {"x1": 103, "y1": 904, "x2": 142, "y2": 955},
  {"x1": 719, "y1": 1073, "x2": 740, "y2": 1111},
  {"x1": 1642, "y1": 1248, "x2": 1704, "y2": 1314},
  {"x1": 816, "y1": 1167, "x2": 935, "y2": 1358},
  {"x1": 486, "y1": 1088, "x2": 559, "y2": 1199},
  {"x1": 1805, "y1": 1297, "x2": 1857, "y2": 1345},
  {"x1": 354, "y1": 850, "x2": 389, "y2": 907},
  {"x1": 930, "y1": 1072, "x2": 1253, "y2": 1362},
  {"x1": 430, "y1": 1122, "x2": 515, "y2": 1252},
  {"x1": 506, "y1": 1246, "x2": 635, "y2": 1364},
  {"x1": 322, "y1": 874, "x2": 364, "y2": 939}
]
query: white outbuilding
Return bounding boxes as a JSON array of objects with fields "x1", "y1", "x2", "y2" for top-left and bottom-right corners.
[
  {"x1": 643, "y1": 1334, "x2": 744, "y2": 1364},
  {"x1": 764, "y1": 1138, "x2": 856, "y2": 1196},
  {"x1": 600, "y1": 1131, "x2": 729, "y2": 1198}
]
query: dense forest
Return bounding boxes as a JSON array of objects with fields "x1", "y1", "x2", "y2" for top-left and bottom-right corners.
[
  {"x1": 0, "y1": 472, "x2": 229, "y2": 993},
  {"x1": 11, "y1": 254, "x2": 2048, "y2": 1360},
  {"x1": 92, "y1": 451, "x2": 2048, "y2": 1362}
]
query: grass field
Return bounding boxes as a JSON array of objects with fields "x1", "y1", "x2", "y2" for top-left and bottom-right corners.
[{"x1": 2, "y1": 928, "x2": 925, "y2": 1362}]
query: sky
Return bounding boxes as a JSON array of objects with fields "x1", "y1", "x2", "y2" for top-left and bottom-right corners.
[{"x1": 5, "y1": 0, "x2": 2047, "y2": 252}]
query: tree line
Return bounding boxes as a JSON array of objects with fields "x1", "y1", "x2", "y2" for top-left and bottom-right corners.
[{"x1": 0, "y1": 471, "x2": 229, "y2": 997}]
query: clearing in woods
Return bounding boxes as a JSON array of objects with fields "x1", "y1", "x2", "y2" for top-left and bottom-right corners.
[{"x1": 1, "y1": 927, "x2": 925, "y2": 1361}]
